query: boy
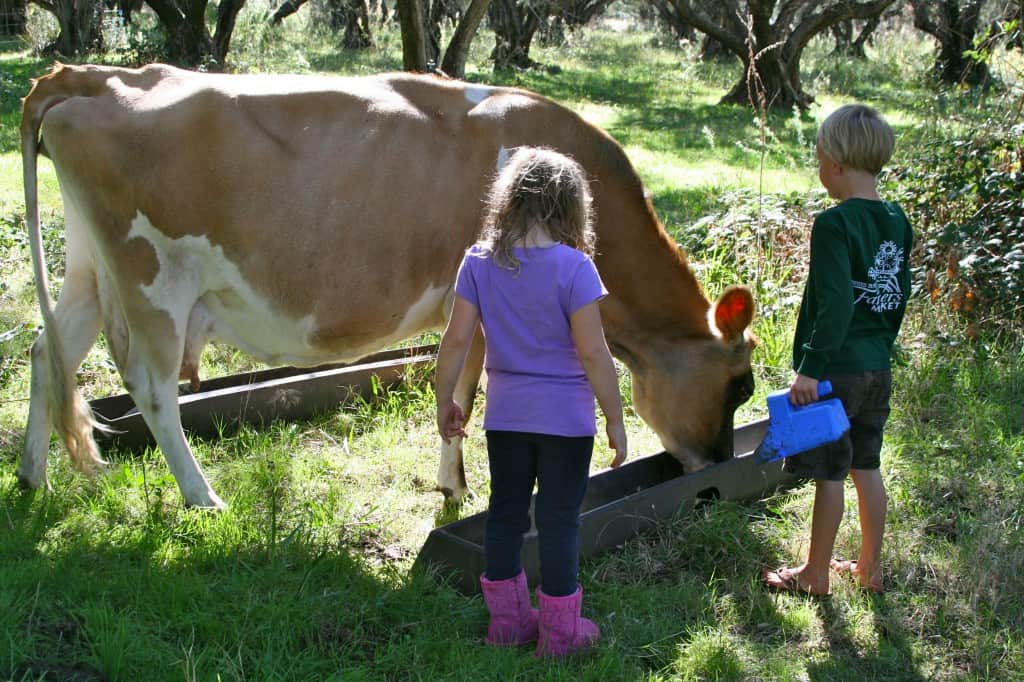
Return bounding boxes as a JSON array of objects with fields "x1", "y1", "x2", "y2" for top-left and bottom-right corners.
[{"x1": 762, "y1": 104, "x2": 913, "y2": 596}]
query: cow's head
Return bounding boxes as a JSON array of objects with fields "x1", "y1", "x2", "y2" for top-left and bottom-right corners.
[{"x1": 623, "y1": 286, "x2": 756, "y2": 472}]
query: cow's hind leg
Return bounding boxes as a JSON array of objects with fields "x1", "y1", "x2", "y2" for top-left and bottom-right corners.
[
  {"x1": 120, "y1": 305, "x2": 225, "y2": 510},
  {"x1": 19, "y1": 268, "x2": 104, "y2": 490},
  {"x1": 437, "y1": 325, "x2": 485, "y2": 504}
]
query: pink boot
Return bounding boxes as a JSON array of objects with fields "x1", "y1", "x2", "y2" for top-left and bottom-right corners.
[
  {"x1": 480, "y1": 570, "x2": 539, "y2": 646},
  {"x1": 535, "y1": 585, "x2": 600, "y2": 657}
]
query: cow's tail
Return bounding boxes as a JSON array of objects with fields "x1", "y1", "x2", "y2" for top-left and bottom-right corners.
[{"x1": 21, "y1": 69, "x2": 107, "y2": 474}]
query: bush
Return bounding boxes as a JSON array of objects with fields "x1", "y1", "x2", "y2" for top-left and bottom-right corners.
[{"x1": 890, "y1": 116, "x2": 1024, "y2": 335}]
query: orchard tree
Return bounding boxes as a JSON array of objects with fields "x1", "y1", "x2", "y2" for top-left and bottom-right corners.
[
  {"x1": 488, "y1": 0, "x2": 551, "y2": 69},
  {"x1": 273, "y1": 0, "x2": 375, "y2": 49},
  {"x1": 145, "y1": 0, "x2": 248, "y2": 67},
  {"x1": 489, "y1": 0, "x2": 617, "y2": 69},
  {"x1": 910, "y1": 0, "x2": 996, "y2": 85},
  {"x1": 652, "y1": 0, "x2": 733, "y2": 61},
  {"x1": 664, "y1": 0, "x2": 897, "y2": 109},
  {"x1": 1, "y1": 0, "x2": 27, "y2": 36},
  {"x1": 26, "y1": 0, "x2": 104, "y2": 55},
  {"x1": 829, "y1": 13, "x2": 891, "y2": 58},
  {"x1": 395, "y1": 0, "x2": 491, "y2": 77}
]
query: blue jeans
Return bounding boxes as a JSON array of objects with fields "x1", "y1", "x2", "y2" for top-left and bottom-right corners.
[{"x1": 484, "y1": 430, "x2": 593, "y2": 597}]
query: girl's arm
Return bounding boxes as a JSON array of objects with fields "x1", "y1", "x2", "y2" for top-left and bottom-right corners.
[
  {"x1": 435, "y1": 295, "x2": 481, "y2": 442},
  {"x1": 570, "y1": 301, "x2": 628, "y2": 468}
]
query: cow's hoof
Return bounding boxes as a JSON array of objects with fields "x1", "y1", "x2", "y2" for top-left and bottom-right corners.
[
  {"x1": 437, "y1": 485, "x2": 473, "y2": 507},
  {"x1": 184, "y1": 493, "x2": 227, "y2": 511},
  {"x1": 15, "y1": 473, "x2": 36, "y2": 490}
]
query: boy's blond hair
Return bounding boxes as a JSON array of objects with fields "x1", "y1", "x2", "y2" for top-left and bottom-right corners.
[
  {"x1": 816, "y1": 104, "x2": 895, "y2": 176},
  {"x1": 478, "y1": 147, "x2": 595, "y2": 272}
]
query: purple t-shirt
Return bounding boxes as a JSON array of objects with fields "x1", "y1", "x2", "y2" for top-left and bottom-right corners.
[{"x1": 455, "y1": 243, "x2": 608, "y2": 437}]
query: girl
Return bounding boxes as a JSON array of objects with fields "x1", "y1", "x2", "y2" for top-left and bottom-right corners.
[{"x1": 435, "y1": 147, "x2": 627, "y2": 657}]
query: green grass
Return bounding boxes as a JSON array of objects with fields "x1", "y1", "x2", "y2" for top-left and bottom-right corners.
[{"x1": 2, "y1": 15, "x2": 1023, "y2": 682}]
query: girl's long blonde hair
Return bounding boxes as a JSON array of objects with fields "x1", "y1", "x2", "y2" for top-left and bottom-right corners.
[{"x1": 478, "y1": 147, "x2": 595, "y2": 272}]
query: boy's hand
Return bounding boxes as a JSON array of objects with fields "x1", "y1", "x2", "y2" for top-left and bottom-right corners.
[
  {"x1": 437, "y1": 399, "x2": 467, "y2": 443},
  {"x1": 789, "y1": 373, "x2": 820, "y2": 406},
  {"x1": 606, "y1": 421, "x2": 628, "y2": 468}
]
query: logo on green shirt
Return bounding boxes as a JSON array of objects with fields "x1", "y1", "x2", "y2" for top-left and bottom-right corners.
[{"x1": 852, "y1": 241, "x2": 904, "y2": 312}]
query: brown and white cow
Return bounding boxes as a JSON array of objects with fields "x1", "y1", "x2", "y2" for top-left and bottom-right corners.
[{"x1": 19, "y1": 63, "x2": 755, "y2": 509}]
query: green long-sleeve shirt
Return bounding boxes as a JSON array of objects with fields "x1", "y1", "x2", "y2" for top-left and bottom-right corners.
[{"x1": 793, "y1": 198, "x2": 914, "y2": 378}]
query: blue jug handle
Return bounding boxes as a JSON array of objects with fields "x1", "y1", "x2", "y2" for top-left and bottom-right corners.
[{"x1": 817, "y1": 380, "x2": 833, "y2": 397}]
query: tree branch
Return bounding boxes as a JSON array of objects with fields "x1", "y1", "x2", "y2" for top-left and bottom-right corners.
[
  {"x1": 911, "y1": 0, "x2": 940, "y2": 38},
  {"x1": 26, "y1": 0, "x2": 56, "y2": 14},
  {"x1": 144, "y1": 0, "x2": 186, "y2": 32},
  {"x1": 669, "y1": 0, "x2": 747, "y2": 56},
  {"x1": 788, "y1": 0, "x2": 897, "y2": 56},
  {"x1": 776, "y1": 0, "x2": 814, "y2": 33},
  {"x1": 271, "y1": 0, "x2": 309, "y2": 24}
]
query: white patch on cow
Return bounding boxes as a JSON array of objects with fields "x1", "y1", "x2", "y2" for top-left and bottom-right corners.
[
  {"x1": 464, "y1": 84, "x2": 492, "y2": 105},
  {"x1": 127, "y1": 213, "x2": 199, "y2": 341},
  {"x1": 495, "y1": 146, "x2": 510, "y2": 174},
  {"x1": 126, "y1": 212, "x2": 319, "y2": 365},
  {"x1": 390, "y1": 284, "x2": 448, "y2": 341}
]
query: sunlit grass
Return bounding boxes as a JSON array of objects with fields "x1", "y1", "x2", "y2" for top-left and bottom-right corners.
[{"x1": 1, "y1": 17, "x2": 1023, "y2": 682}]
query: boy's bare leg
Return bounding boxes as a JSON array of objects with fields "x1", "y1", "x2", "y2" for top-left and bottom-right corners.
[
  {"x1": 766, "y1": 479, "x2": 843, "y2": 594},
  {"x1": 800, "y1": 479, "x2": 845, "y2": 592},
  {"x1": 848, "y1": 468, "x2": 887, "y2": 591}
]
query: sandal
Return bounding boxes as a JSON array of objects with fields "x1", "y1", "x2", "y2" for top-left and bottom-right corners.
[
  {"x1": 762, "y1": 567, "x2": 829, "y2": 596},
  {"x1": 830, "y1": 558, "x2": 884, "y2": 593}
]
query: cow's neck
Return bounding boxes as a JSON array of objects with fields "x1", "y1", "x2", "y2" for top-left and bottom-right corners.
[{"x1": 593, "y1": 199, "x2": 713, "y2": 360}]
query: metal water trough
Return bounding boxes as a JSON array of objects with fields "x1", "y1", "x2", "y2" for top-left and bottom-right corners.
[
  {"x1": 86, "y1": 345, "x2": 794, "y2": 597},
  {"x1": 89, "y1": 344, "x2": 438, "y2": 450},
  {"x1": 414, "y1": 419, "x2": 797, "y2": 594}
]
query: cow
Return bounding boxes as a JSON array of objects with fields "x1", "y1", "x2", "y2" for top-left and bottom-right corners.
[{"x1": 18, "y1": 63, "x2": 756, "y2": 510}]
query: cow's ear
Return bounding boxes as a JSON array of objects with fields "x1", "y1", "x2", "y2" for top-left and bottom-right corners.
[{"x1": 712, "y1": 285, "x2": 754, "y2": 341}]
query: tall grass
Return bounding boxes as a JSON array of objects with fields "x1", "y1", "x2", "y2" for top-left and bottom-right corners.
[{"x1": 1, "y1": 17, "x2": 1022, "y2": 681}]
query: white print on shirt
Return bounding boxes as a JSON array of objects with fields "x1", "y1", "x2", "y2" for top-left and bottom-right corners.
[{"x1": 851, "y1": 241, "x2": 904, "y2": 312}]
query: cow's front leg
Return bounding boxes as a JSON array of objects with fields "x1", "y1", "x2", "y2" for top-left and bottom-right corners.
[
  {"x1": 19, "y1": 268, "x2": 103, "y2": 490},
  {"x1": 437, "y1": 325, "x2": 484, "y2": 504}
]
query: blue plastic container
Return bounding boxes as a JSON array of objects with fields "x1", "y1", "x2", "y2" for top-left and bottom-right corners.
[{"x1": 756, "y1": 380, "x2": 851, "y2": 463}]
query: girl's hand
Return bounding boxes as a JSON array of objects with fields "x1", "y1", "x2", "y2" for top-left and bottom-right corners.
[
  {"x1": 606, "y1": 421, "x2": 628, "y2": 469},
  {"x1": 789, "y1": 373, "x2": 819, "y2": 406},
  {"x1": 437, "y1": 399, "x2": 467, "y2": 443}
]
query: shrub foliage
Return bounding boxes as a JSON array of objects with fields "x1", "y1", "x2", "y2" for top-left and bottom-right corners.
[{"x1": 891, "y1": 116, "x2": 1024, "y2": 334}]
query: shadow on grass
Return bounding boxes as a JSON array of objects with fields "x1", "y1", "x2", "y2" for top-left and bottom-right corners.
[
  {"x1": 483, "y1": 65, "x2": 662, "y2": 111},
  {"x1": 808, "y1": 596, "x2": 928, "y2": 681},
  {"x1": 0, "y1": 479, "x2": 470, "y2": 680}
]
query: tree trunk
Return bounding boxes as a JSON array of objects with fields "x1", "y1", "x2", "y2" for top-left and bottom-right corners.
[
  {"x1": 146, "y1": 0, "x2": 214, "y2": 66},
  {"x1": 115, "y1": 0, "x2": 143, "y2": 23},
  {"x1": 425, "y1": 0, "x2": 452, "y2": 66},
  {"x1": 650, "y1": 0, "x2": 695, "y2": 43},
  {"x1": 709, "y1": 0, "x2": 896, "y2": 109},
  {"x1": 347, "y1": 0, "x2": 374, "y2": 47},
  {"x1": 830, "y1": 19, "x2": 860, "y2": 57},
  {"x1": 37, "y1": 0, "x2": 104, "y2": 56},
  {"x1": 912, "y1": 0, "x2": 990, "y2": 86},
  {"x1": 271, "y1": 0, "x2": 309, "y2": 24},
  {"x1": 1005, "y1": 1, "x2": 1022, "y2": 50},
  {"x1": 439, "y1": 0, "x2": 491, "y2": 78},
  {"x1": 1, "y1": 0, "x2": 27, "y2": 35},
  {"x1": 720, "y1": 51, "x2": 812, "y2": 110},
  {"x1": 212, "y1": 0, "x2": 247, "y2": 65},
  {"x1": 396, "y1": 0, "x2": 428, "y2": 71},
  {"x1": 488, "y1": 0, "x2": 547, "y2": 70},
  {"x1": 323, "y1": 0, "x2": 374, "y2": 47},
  {"x1": 699, "y1": 2, "x2": 734, "y2": 63}
]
